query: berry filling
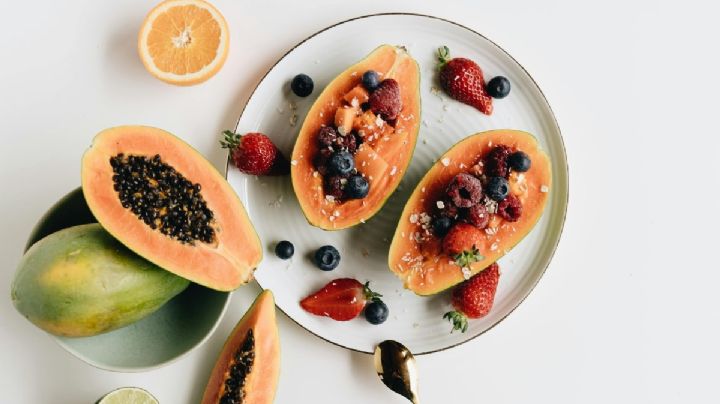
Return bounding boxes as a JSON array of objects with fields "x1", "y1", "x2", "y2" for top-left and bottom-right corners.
[
  {"x1": 312, "y1": 70, "x2": 403, "y2": 203},
  {"x1": 420, "y1": 143, "x2": 532, "y2": 257}
]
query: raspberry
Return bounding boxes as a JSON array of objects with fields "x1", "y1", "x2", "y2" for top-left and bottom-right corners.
[
  {"x1": 317, "y1": 126, "x2": 357, "y2": 154},
  {"x1": 338, "y1": 132, "x2": 357, "y2": 154},
  {"x1": 497, "y1": 194, "x2": 522, "y2": 222},
  {"x1": 464, "y1": 204, "x2": 490, "y2": 229},
  {"x1": 484, "y1": 145, "x2": 512, "y2": 178},
  {"x1": 313, "y1": 147, "x2": 334, "y2": 175},
  {"x1": 324, "y1": 175, "x2": 346, "y2": 200},
  {"x1": 317, "y1": 126, "x2": 339, "y2": 148},
  {"x1": 438, "y1": 199, "x2": 460, "y2": 219},
  {"x1": 446, "y1": 173, "x2": 483, "y2": 208}
]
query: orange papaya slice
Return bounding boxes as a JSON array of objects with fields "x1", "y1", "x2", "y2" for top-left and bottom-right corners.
[
  {"x1": 202, "y1": 290, "x2": 280, "y2": 404},
  {"x1": 291, "y1": 45, "x2": 421, "y2": 229},
  {"x1": 81, "y1": 126, "x2": 262, "y2": 291},
  {"x1": 389, "y1": 130, "x2": 552, "y2": 295}
]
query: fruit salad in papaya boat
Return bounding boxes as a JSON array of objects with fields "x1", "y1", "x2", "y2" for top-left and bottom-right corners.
[{"x1": 389, "y1": 130, "x2": 551, "y2": 295}]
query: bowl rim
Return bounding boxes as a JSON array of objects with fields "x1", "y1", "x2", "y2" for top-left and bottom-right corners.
[
  {"x1": 24, "y1": 186, "x2": 232, "y2": 372},
  {"x1": 53, "y1": 291, "x2": 231, "y2": 373}
]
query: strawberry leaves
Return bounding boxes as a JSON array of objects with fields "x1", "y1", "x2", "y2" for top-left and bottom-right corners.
[
  {"x1": 437, "y1": 45, "x2": 451, "y2": 69},
  {"x1": 363, "y1": 281, "x2": 383, "y2": 304},
  {"x1": 219, "y1": 130, "x2": 242, "y2": 150},
  {"x1": 453, "y1": 245, "x2": 483, "y2": 268},
  {"x1": 443, "y1": 310, "x2": 469, "y2": 333}
]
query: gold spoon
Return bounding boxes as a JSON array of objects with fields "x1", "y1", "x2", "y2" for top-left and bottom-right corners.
[{"x1": 374, "y1": 340, "x2": 420, "y2": 404}]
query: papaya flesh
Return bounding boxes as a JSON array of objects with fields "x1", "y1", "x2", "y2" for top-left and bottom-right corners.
[
  {"x1": 388, "y1": 130, "x2": 552, "y2": 295},
  {"x1": 202, "y1": 290, "x2": 280, "y2": 404},
  {"x1": 81, "y1": 126, "x2": 262, "y2": 291},
  {"x1": 291, "y1": 45, "x2": 421, "y2": 230},
  {"x1": 11, "y1": 224, "x2": 190, "y2": 337}
]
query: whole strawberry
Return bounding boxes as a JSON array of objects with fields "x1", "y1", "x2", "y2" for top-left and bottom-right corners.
[
  {"x1": 300, "y1": 278, "x2": 383, "y2": 321},
  {"x1": 221, "y1": 130, "x2": 289, "y2": 176},
  {"x1": 443, "y1": 222, "x2": 485, "y2": 256},
  {"x1": 437, "y1": 46, "x2": 493, "y2": 115},
  {"x1": 369, "y1": 78, "x2": 402, "y2": 121},
  {"x1": 444, "y1": 262, "x2": 500, "y2": 333}
]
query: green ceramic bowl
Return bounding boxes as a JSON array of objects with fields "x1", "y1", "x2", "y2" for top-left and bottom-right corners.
[{"x1": 24, "y1": 188, "x2": 231, "y2": 372}]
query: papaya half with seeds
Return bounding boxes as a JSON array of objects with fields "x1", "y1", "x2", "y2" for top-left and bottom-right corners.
[
  {"x1": 202, "y1": 290, "x2": 279, "y2": 404},
  {"x1": 81, "y1": 126, "x2": 262, "y2": 291},
  {"x1": 388, "y1": 130, "x2": 552, "y2": 295},
  {"x1": 291, "y1": 44, "x2": 421, "y2": 230},
  {"x1": 11, "y1": 224, "x2": 189, "y2": 337}
]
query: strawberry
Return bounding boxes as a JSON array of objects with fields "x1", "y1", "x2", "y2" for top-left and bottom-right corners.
[
  {"x1": 444, "y1": 262, "x2": 500, "y2": 333},
  {"x1": 437, "y1": 46, "x2": 493, "y2": 115},
  {"x1": 442, "y1": 222, "x2": 485, "y2": 256},
  {"x1": 220, "y1": 130, "x2": 289, "y2": 176},
  {"x1": 369, "y1": 79, "x2": 402, "y2": 121},
  {"x1": 300, "y1": 278, "x2": 382, "y2": 321}
]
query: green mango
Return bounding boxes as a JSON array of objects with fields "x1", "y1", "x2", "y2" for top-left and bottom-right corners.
[{"x1": 12, "y1": 223, "x2": 189, "y2": 337}]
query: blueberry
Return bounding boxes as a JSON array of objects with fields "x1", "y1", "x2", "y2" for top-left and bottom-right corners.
[
  {"x1": 314, "y1": 245, "x2": 340, "y2": 271},
  {"x1": 364, "y1": 300, "x2": 389, "y2": 325},
  {"x1": 486, "y1": 76, "x2": 511, "y2": 99},
  {"x1": 345, "y1": 175, "x2": 369, "y2": 199},
  {"x1": 508, "y1": 151, "x2": 531, "y2": 172},
  {"x1": 362, "y1": 70, "x2": 380, "y2": 92},
  {"x1": 432, "y1": 216, "x2": 453, "y2": 237},
  {"x1": 291, "y1": 74, "x2": 314, "y2": 97},
  {"x1": 486, "y1": 176, "x2": 509, "y2": 201},
  {"x1": 328, "y1": 151, "x2": 355, "y2": 175},
  {"x1": 274, "y1": 240, "x2": 294, "y2": 259}
]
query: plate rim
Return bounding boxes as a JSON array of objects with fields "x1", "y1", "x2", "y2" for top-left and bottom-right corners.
[{"x1": 225, "y1": 12, "x2": 569, "y2": 356}]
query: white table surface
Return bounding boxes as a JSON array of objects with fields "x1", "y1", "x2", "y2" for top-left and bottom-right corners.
[{"x1": 2, "y1": 1, "x2": 718, "y2": 403}]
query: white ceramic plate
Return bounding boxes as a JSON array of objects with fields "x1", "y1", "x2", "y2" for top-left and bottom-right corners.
[{"x1": 226, "y1": 13, "x2": 568, "y2": 355}]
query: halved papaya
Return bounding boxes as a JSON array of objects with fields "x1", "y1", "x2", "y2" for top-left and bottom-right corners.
[
  {"x1": 81, "y1": 126, "x2": 262, "y2": 291},
  {"x1": 388, "y1": 130, "x2": 552, "y2": 295},
  {"x1": 291, "y1": 45, "x2": 421, "y2": 229},
  {"x1": 202, "y1": 290, "x2": 279, "y2": 404}
]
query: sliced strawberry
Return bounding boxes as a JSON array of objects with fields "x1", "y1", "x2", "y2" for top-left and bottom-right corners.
[
  {"x1": 300, "y1": 278, "x2": 381, "y2": 321},
  {"x1": 369, "y1": 79, "x2": 402, "y2": 121},
  {"x1": 437, "y1": 46, "x2": 493, "y2": 115}
]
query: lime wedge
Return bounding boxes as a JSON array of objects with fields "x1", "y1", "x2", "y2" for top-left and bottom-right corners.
[{"x1": 97, "y1": 387, "x2": 159, "y2": 404}]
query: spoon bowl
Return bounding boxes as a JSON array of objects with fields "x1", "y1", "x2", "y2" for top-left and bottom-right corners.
[{"x1": 374, "y1": 340, "x2": 419, "y2": 403}]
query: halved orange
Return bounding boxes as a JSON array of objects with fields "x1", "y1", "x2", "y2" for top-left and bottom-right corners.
[{"x1": 138, "y1": 0, "x2": 229, "y2": 86}]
